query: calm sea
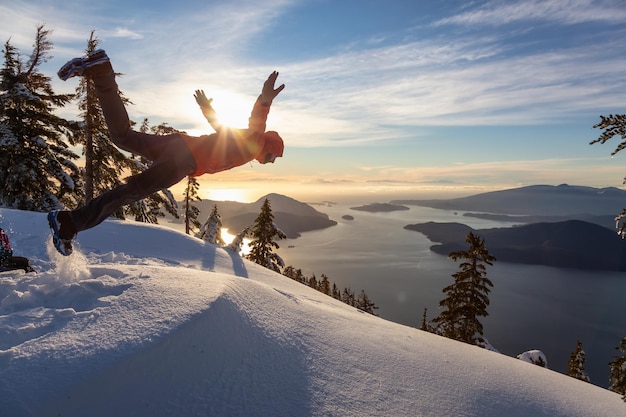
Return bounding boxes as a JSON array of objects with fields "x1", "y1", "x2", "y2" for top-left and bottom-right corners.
[{"x1": 275, "y1": 203, "x2": 626, "y2": 388}]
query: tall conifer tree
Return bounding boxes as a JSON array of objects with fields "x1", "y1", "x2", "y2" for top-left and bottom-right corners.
[
  {"x1": 432, "y1": 232, "x2": 496, "y2": 346},
  {"x1": 183, "y1": 176, "x2": 201, "y2": 235},
  {"x1": 0, "y1": 25, "x2": 81, "y2": 211},
  {"x1": 197, "y1": 204, "x2": 224, "y2": 245},
  {"x1": 420, "y1": 308, "x2": 431, "y2": 332},
  {"x1": 246, "y1": 198, "x2": 286, "y2": 272},
  {"x1": 356, "y1": 289, "x2": 378, "y2": 315},
  {"x1": 72, "y1": 32, "x2": 135, "y2": 209},
  {"x1": 319, "y1": 274, "x2": 331, "y2": 295},
  {"x1": 591, "y1": 114, "x2": 626, "y2": 236},
  {"x1": 568, "y1": 339, "x2": 590, "y2": 383}
]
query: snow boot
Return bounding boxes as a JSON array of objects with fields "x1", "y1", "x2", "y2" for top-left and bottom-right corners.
[
  {"x1": 47, "y1": 211, "x2": 77, "y2": 256},
  {"x1": 57, "y1": 49, "x2": 111, "y2": 81}
]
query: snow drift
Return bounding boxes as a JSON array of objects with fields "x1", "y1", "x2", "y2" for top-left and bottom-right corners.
[{"x1": 0, "y1": 208, "x2": 623, "y2": 417}]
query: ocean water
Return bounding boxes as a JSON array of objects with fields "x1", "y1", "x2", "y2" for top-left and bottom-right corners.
[{"x1": 275, "y1": 203, "x2": 626, "y2": 387}]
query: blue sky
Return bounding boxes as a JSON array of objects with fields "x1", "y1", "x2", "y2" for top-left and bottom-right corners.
[{"x1": 2, "y1": 0, "x2": 626, "y2": 202}]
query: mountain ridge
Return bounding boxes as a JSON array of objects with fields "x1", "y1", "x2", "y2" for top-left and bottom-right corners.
[{"x1": 392, "y1": 184, "x2": 626, "y2": 216}]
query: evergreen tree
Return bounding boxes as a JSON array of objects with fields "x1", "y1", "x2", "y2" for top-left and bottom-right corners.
[
  {"x1": 72, "y1": 31, "x2": 135, "y2": 213},
  {"x1": 0, "y1": 25, "x2": 81, "y2": 211},
  {"x1": 341, "y1": 287, "x2": 355, "y2": 307},
  {"x1": 68, "y1": 33, "x2": 177, "y2": 224},
  {"x1": 420, "y1": 308, "x2": 431, "y2": 332},
  {"x1": 282, "y1": 265, "x2": 298, "y2": 280},
  {"x1": 197, "y1": 204, "x2": 225, "y2": 245},
  {"x1": 283, "y1": 265, "x2": 305, "y2": 283},
  {"x1": 226, "y1": 226, "x2": 250, "y2": 253},
  {"x1": 280, "y1": 267, "x2": 378, "y2": 315},
  {"x1": 609, "y1": 336, "x2": 626, "y2": 401},
  {"x1": 246, "y1": 198, "x2": 286, "y2": 272},
  {"x1": 432, "y1": 232, "x2": 496, "y2": 346},
  {"x1": 331, "y1": 283, "x2": 341, "y2": 300},
  {"x1": 183, "y1": 176, "x2": 201, "y2": 235},
  {"x1": 568, "y1": 339, "x2": 590, "y2": 383},
  {"x1": 591, "y1": 114, "x2": 626, "y2": 236},
  {"x1": 319, "y1": 274, "x2": 331, "y2": 295},
  {"x1": 356, "y1": 289, "x2": 379, "y2": 315},
  {"x1": 308, "y1": 274, "x2": 318, "y2": 289}
]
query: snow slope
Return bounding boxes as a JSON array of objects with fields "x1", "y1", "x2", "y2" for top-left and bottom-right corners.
[{"x1": 0, "y1": 208, "x2": 624, "y2": 417}]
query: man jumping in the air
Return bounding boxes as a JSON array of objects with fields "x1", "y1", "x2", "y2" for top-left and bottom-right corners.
[{"x1": 48, "y1": 49, "x2": 285, "y2": 256}]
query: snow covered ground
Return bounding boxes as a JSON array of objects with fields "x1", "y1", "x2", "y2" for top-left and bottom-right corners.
[{"x1": 0, "y1": 207, "x2": 624, "y2": 417}]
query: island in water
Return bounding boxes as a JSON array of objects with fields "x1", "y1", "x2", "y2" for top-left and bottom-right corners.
[
  {"x1": 350, "y1": 203, "x2": 409, "y2": 213},
  {"x1": 405, "y1": 220, "x2": 626, "y2": 271}
]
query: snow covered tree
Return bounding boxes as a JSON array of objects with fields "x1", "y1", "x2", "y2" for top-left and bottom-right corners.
[
  {"x1": 609, "y1": 336, "x2": 626, "y2": 401},
  {"x1": 0, "y1": 25, "x2": 81, "y2": 211},
  {"x1": 568, "y1": 339, "x2": 590, "y2": 383},
  {"x1": 225, "y1": 226, "x2": 250, "y2": 253},
  {"x1": 246, "y1": 198, "x2": 286, "y2": 272},
  {"x1": 197, "y1": 204, "x2": 224, "y2": 245},
  {"x1": 183, "y1": 176, "x2": 201, "y2": 235},
  {"x1": 432, "y1": 232, "x2": 496, "y2": 346},
  {"x1": 591, "y1": 114, "x2": 626, "y2": 236}
]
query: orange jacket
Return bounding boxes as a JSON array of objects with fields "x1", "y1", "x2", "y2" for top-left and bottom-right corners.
[{"x1": 182, "y1": 99, "x2": 270, "y2": 177}]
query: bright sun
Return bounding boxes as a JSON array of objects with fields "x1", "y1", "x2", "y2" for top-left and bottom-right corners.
[{"x1": 207, "y1": 89, "x2": 252, "y2": 128}]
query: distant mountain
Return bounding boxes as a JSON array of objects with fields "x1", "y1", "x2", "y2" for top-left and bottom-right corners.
[
  {"x1": 392, "y1": 184, "x2": 626, "y2": 216},
  {"x1": 182, "y1": 193, "x2": 337, "y2": 239},
  {"x1": 405, "y1": 220, "x2": 626, "y2": 271}
]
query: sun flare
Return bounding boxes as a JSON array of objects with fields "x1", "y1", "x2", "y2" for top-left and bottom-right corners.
[{"x1": 206, "y1": 89, "x2": 252, "y2": 129}]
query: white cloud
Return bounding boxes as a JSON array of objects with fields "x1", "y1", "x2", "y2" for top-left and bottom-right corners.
[
  {"x1": 111, "y1": 27, "x2": 143, "y2": 40},
  {"x1": 435, "y1": 0, "x2": 626, "y2": 26}
]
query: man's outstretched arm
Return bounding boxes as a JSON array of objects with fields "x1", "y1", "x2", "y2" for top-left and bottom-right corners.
[
  {"x1": 194, "y1": 89, "x2": 223, "y2": 132},
  {"x1": 247, "y1": 71, "x2": 285, "y2": 133}
]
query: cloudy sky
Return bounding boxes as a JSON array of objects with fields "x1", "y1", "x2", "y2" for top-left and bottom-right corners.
[{"x1": 2, "y1": 0, "x2": 626, "y2": 202}]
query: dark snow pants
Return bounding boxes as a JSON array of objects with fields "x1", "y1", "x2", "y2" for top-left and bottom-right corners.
[{"x1": 69, "y1": 72, "x2": 197, "y2": 233}]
